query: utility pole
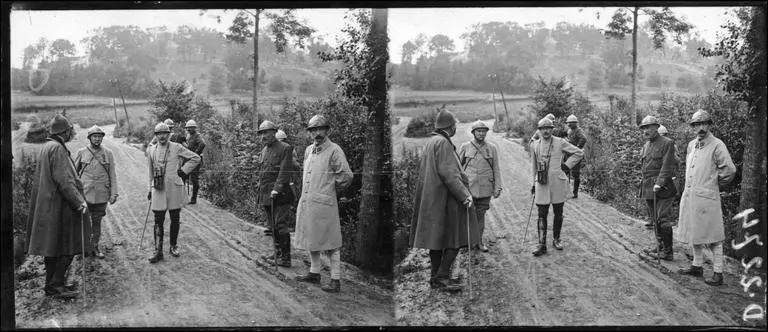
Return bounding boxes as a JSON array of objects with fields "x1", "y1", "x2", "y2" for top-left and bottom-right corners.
[{"x1": 110, "y1": 78, "x2": 132, "y2": 135}]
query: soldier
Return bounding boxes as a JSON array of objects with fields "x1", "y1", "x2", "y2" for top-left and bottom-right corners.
[
  {"x1": 26, "y1": 114, "x2": 91, "y2": 299},
  {"x1": 637, "y1": 116, "x2": 678, "y2": 261},
  {"x1": 530, "y1": 117, "x2": 583, "y2": 256},
  {"x1": 145, "y1": 123, "x2": 201, "y2": 263},
  {"x1": 256, "y1": 120, "x2": 295, "y2": 267},
  {"x1": 458, "y1": 120, "x2": 502, "y2": 253},
  {"x1": 149, "y1": 119, "x2": 186, "y2": 146},
  {"x1": 184, "y1": 120, "x2": 205, "y2": 204},
  {"x1": 564, "y1": 115, "x2": 587, "y2": 198},
  {"x1": 411, "y1": 109, "x2": 480, "y2": 292},
  {"x1": 74, "y1": 126, "x2": 119, "y2": 259},
  {"x1": 530, "y1": 113, "x2": 556, "y2": 141},
  {"x1": 294, "y1": 115, "x2": 353, "y2": 293},
  {"x1": 677, "y1": 110, "x2": 736, "y2": 286}
]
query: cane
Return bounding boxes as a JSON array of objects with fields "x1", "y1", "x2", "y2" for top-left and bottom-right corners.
[
  {"x1": 652, "y1": 192, "x2": 660, "y2": 265},
  {"x1": 270, "y1": 197, "x2": 278, "y2": 271},
  {"x1": 466, "y1": 205, "x2": 473, "y2": 299},
  {"x1": 80, "y1": 211, "x2": 87, "y2": 306},
  {"x1": 522, "y1": 193, "x2": 535, "y2": 244},
  {"x1": 139, "y1": 201, "x2": 152, "y2": 250}
]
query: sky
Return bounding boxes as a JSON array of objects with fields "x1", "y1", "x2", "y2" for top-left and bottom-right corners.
[{"x1": 10, "y1": 6, "x2": 738, "y2": 68}]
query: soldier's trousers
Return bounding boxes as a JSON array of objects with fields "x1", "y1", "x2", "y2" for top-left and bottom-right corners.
[
  {"x1": 190, "y1": 163, "x2": 201, "y2": 200},
  {"x1": 692, "y1": 242, "x2": 724, "y2": 273},
  {"x1": 263, "y1": 203, "x2": 291, "y2": 235},
  {"x1": 645, "y1": 198, "x2": 674, "y2": 254},
  {"x1": 474, "y1": 197, "x2": 491, "y2": 244},
  {"x1": 44, "y1": 255, "x2": 73, "y2": 290},
  {"x1": 537, "y1": 203, "x2": 564, "y2": 241},
  {"x1": 153, "y1": 209, "x2": 181, "y2": 247},
  {"x1": 570, "y1": 164, "x2": 581, "y2": 194},
  {"x1": 87, "y1": 202, "x2": 107, "y2": 249},
  {"x1": 429, "y1": 248, "x2": 459, "y2": 281},
  {"x1": 309, "y1": 248, "x2": 340, "y2": 279}
]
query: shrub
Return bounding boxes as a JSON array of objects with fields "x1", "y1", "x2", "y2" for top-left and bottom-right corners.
[
  {"x1": 208, "y1": 65, "x2": 226, "y2": 95},
  {"x1": 646, "y1": 71, "x2": 663, "y2": 88},
  {"x1": 392, "y1": 146, "x2": 422, "y2": 265},
  {"x1": 404, "y1": 110, "x2": 436, "y2": 138},
  {"x1": 268, "y1": 76, "x2": 285, "y2": 92}
]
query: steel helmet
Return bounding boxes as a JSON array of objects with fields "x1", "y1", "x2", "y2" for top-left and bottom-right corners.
[
  {"x1": 471, "y1": 120, "x2": 490, "y2": 133},
  {"x1": 435, "y1": 109, "x2": 457, "y2": 129},
  {"x1": 258, "y1": 120, "x2": 278, "y2": 133},
  {"x1": 163, "y1": 118, "x2": 175, "y2": 128},
  {"x1": 48, "y1": 114, "x2": 73, "y2": 134},
  {"x1": 307, "y1": 115, "x2": 330, "y2": 130},
  {"x1": 537, "y1": 118, "x2": 554, "y2": 129},
  {"x1": 87, "y1": 125, "x2": 105, "y2": 138},
  {"x1": 545, "y1": 113, "x2": 555, "y2": 121},
  {"x1": 658, "y1": 125, "x2": 668, "y2": 136},
  {"x1": 154, "y1": 122, "x2": 171, "y2": 134},
  {"x1": 566, "y1": 114, "x2": 578, "y2": 123},
  {"x1": 275, "y1": 129, "x2": 287, "y2": 141},
  {"x1": 639, "y1": 115, "x2": 659, "y2": 128},
  {"x1": 185, "y1": 120, "x2": 198, "y2": 128},
  {"x1": 689, "y1": 109, "x2": 712, "y2": 125}
]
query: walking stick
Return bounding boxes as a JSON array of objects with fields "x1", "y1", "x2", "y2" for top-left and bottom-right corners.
[
  {"x1": 466, "y1": 205, "x2": 473, "y2": 299},
  {"x1": 80, "y1": 211, "x2": 87, "y2": 306},
  {"x1": 522, "y1": 193, "x2": 535, "y2": 244},
  {"x1": 270, "y1": 197, "x2": 278, "y2": 272},
  {"x1": 652, "y1": 192, "x2": 660, "y2": 265},
  {"x1": 139, "y1": 201, "x2": 152, "y2": 250}
]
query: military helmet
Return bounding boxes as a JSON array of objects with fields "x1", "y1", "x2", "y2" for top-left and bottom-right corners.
[
  {"x1": 307, "y1": 115, "x2": 330, "y2": 130},
  {"x1": 275, "y1": 129, "x2": 287, "y2": 141},
  {"x1": 639, "y1": 115, "x2": 659, "y2": 128},
  {"x1": 163, "y1": 118, "x2": 175, "y2": 127},
  {"x1": 471, "y1": 120, "x2": 489, "y2": 133},
  {"x1": 435, "y1": 109, "x2": 457, "y2": 129},
  {"x1": 545, "y1": 113, "x2": 555, "y2": 121},
  {"x1": 658, "y1": 125, "x2": 668, "y2": 136},
  {"x1": 258, "y1": 120, "x2": 278, "y2": 133},
  {"x1": 154, "y1": 123, "x2": 171, "y2": 134},
  {"x1": 537, "y1": 117, "x2": 554, "y2": 129},
  {"x1": 49, "y1": 114, "x2": 73, "y2": 134},
  {"x1": 566, "y1": 114, "x2": 578, "y2": 123},
  {"x1": 185, "y1": 120, "x2": 197, "y2": 128},
  {"x1": 689, "y1": 109, "x2": 712, "y2": 125},
  {"x1": 87, "y1": 125, "x2": 105, "y2": 138}
]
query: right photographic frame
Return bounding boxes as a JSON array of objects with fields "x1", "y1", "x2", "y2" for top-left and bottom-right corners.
[{"x1": 391, "y1": 5, "x2": 767, "y2": 327}]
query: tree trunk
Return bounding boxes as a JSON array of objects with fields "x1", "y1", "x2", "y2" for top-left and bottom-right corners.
[
  {"x1": 631, "y1": 7, "x2": 638, "y2": 125},
  {"x1": 354, "y1": 8, "x2": 390, "y2": 272},
  {"x1": 737, "y1": 6, "x2": 767, "y2": 261},
  {"x1": 253, "y1": 10, "x2": 260, "y2": 129}
]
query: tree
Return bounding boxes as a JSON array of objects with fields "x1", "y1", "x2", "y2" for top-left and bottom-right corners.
[
  {"x1": 701, "y1": 7, "x2": 766, "y2": 261},
  {"x1": 401, "y1": 40, "x2": 417, "y2": 64},
  {"x1": 48, "y1": 39, "x2": 76, "y2": 62},
  {"x1": 22, "y1": 38, "x2": 48, "y2": 69},
  {"x1": 204, "y1": 9, "x2": 314, "y2": 128},
  {"x1": 605, "y1": 7, "x2": 693, "y2": 124},
  {"x1": 208, "y1": 65, "x2": 226, "y2": 95},
  {"x1": 428, "y1": 34, "x2": 455, "y2": 57},
  {"x1": 149, "y1": 80, "x2": 194, "y2": 125}
]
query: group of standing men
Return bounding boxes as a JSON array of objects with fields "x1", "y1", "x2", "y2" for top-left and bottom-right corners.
[{"x1": 409, "y1": 106, "x2": 737, "y2": 293}]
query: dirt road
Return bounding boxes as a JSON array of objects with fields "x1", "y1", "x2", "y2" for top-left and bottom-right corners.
[
  {"x1": 13, "y1": 124, "x2": 392, "y2": 328},
  {"x1": 394, "y1": 119, "x2": 763, "y2": 326}
]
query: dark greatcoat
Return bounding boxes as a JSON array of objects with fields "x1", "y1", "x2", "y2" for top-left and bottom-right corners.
[{"x1": 256, "y1": 140, "x2": 295, "y2": 206}]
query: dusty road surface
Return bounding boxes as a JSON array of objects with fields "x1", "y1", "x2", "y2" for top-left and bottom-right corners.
[
  {"x1": 13, "y1": 124, "x2": 393, "y2": 328},
  {"x1": 394, "y1": 118, "x2": 764, "y2": 327}
]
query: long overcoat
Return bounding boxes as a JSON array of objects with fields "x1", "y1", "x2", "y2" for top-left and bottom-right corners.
[
  {"x1": 146, "y1": 141, "x2": 200, "y2": 211},
  {"x1": 677, "y1": 133, "x2": 736, "y2": 245},
  {"x1": 294, "y1": 138, "x2": 353, "y2": 251},
  {"x1": 530, "y1": 136, "x2": 584, "y2": 205},
  {"x1": 26, "y1": 137, "x2": 92, "y2": 257},
  {"x1": 256, "y1": 140, "x2": 295, "y2": 206},
  {"x1": 410, "y1": 131, "x2": 480, "y2": 250},
  {"x1": 74, "y1": 145, "x2": 118, "y2": 204}
]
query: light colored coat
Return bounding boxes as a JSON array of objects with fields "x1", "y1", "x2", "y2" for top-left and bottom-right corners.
[
  {"x1": 74, "y1": 145, "x2": 118, "y2": 204},
  {"x1": 294, "y1": 138, "x2": 353, "y2": 251},
  {"x1": 26, "y1": 137, "x2": 91, "y2": 256},
  {"x1": 677, "y1": 133, "x2": 736, "y2": 245},
  {"x1": 458, "y1": 139, "x2": 502, "y2": 198},
  {"x1": 410, "y1": 131, "x2": 480, "y2": 250},
  {"x1": 146, "y1": 141, "x2": 200, "y2": 211},
  {"x1": 530, "y1": 136, "x2": 584, "y2": 205}
]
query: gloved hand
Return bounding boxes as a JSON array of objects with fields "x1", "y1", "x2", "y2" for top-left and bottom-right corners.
[
  {"x1": 531, "y1": 185, "x2": 535, "y2": 195},
  {"x1": 653, "y1": 184, "x2": 661, "y2": 192},
  {"x1": 77, "y1": 202, "x2": 88, "y2": 214},
  {"x1": 147, "y1": 191, "x2": 152, "y2": 201},
  {"x1": 109, "y1": 195, "x2": 118, "y2": 205},
  {"x1": 462, "y1": 196, "x2": 473, "y2": 208},
  {"x1": 177, "y1": 169, "x2": 188, "y2": 180},
  {"x1": 270, "y1": 190, "x2": 279, "y2": 198},
  {"x1": 493, "y1": 188, "x2": 502, "y2": 199}
]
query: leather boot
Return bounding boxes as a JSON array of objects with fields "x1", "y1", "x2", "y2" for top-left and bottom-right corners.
[
  {"x1": 190, "y1": 186, "x2": 198, "y2": 204},
  {"x1": 278, "y1": 233, "x2": 291, "y2": 267},
  {"x1": 169, "y1": 211, "x2": 180, "y2": 257},
  {"x1": 533, "y1": 218, "x2": 547, "y2": 257},
  {"x1": 149, "y1": 224, "x2": 164, "y2": 263},
  {"x1": 429, "y1": 250, "x2": 442, "y2": 280},
  {"x1": 678, "y1": 265, "x2": 703, "y2": 277},
  {"x1": 573, "y1": 180, "x2": 580, "y2": 199},
  {"x1": 322, "y1": 279, "x2": 341, "y2": 293},
  {"x1": 705, "y1": 272, "x2": 723, "y2": 286},
  {"x1": 296, "y1": 272, "x2": 321, "y2": 284}
]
